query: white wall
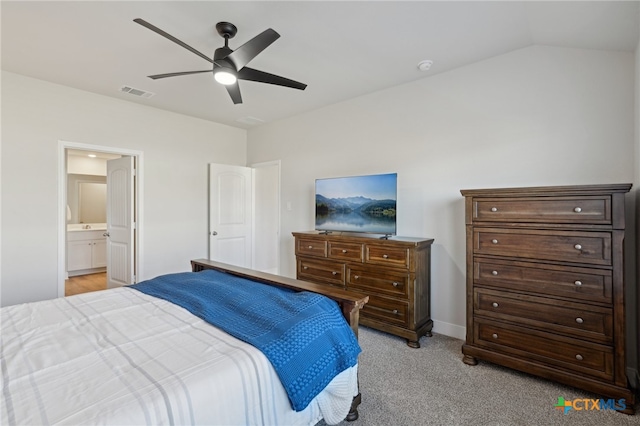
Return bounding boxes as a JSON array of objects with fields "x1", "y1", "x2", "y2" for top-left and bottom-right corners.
[
  {"x1": 1, "y1": 71, "x2": 247, "y2": 306},
  {"x1": 247, "y1": 45, "x2": 636, "y2": 339}
]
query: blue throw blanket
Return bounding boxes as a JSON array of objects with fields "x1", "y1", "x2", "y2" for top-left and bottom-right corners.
[{"x1": 131, "y1": 269, "x2": 361, "y2": 411}]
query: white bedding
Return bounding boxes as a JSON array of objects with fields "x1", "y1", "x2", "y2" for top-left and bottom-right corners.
[{"x1": 0, "y1": 287, "x2": 358, "y2": 425}]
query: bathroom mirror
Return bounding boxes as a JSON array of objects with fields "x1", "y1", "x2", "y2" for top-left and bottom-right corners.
[
  {"x1": 79, "y1": 182, "x2": 107, "y2": 223},
  {"x1": 67, "y1": 174, "x2": 106, "y2": 224}
]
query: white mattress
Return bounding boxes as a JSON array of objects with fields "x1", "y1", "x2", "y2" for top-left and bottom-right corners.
[{"x1": 0, "y1": 287, "x2": 358, "y2": 425}]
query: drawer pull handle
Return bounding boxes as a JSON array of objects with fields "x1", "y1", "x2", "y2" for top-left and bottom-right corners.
[
  {"x1": 574, "y1": 280, "x2": 583, "y2": 286},
  {"x1": 574, "y1": 244, "x2": 582, "y2": 250},
  {"x1": 308, "y1": 245, "x2": 313, "y2": 249},
  {"x1": 382, "y1": 254, "x2": 389, "y2": 259},
  {"x1": 492, "y1": 302, "x2": 499, "y2": 308},
  {"x1": 332, "y1": 271, "x2": 338, "y2": 276},
  {"x1": 575, "y1": 317, "x2": 584, "y2": 324},
  {"x1": 492, "y1": 333, "x2": 498, "y2": 339},
  {"x1": 490, "y1": 207, "x2": 498, "y2": 212},
  {"x1": 392, "y1": 282, "x2": 399, "y2": 287},
  {"x1": 574, "y1": 207, "x2": 582, "y2": 213},
  {"x1": 491, "y1": 239, "x2": 498, "y2": 244},
  {"x1": 341, "y1": 249, "x2": 347, "y2": 253},
  {"x1": 392, "y1": 309, "x2": 399, "y2": 315},
  {"x1": 575, "y1": 354, "x2": 584, "y2": 361},
  {"x1": 303, "y1": 266, "x2": 308, "y2": 270},
  {"x1": 491, "y1": 270, "x2": 498, "y2": 276},
  {"x1": 354, "y1": 275, "x2": 359, "y2": 280}
]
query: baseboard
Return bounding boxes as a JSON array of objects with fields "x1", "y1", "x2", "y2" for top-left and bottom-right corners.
[
  {"x1": 432, "y1": 320, "x2": 465, "y2": 340},
  {"x1": 68, "y1": 267, "x2": 106, "y2": 277}
]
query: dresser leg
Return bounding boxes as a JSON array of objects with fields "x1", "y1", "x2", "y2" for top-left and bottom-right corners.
[
  {"x1": 463, "y1": 354, "x2": 478, "y2": 365},
  {"x1": 406, "y1": 339, "x2": 420, "y2": 348}
]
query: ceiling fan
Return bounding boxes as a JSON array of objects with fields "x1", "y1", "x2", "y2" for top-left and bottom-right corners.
[{"x1": 133, "y1": 18, "x2": 307, "y2": 104}]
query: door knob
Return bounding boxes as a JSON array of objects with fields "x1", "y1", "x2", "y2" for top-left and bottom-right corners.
[{"x1": 211, "y1": 231, "x2": 218, "y2": 236}]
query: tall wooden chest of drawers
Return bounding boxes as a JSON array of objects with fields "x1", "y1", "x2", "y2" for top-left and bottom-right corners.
[
  {"x1": 460, "y1": 184, "x2": 634, "y2": 413},
  {"x1": 293, "y1": 231, "x2": 434, "y2": 347}
]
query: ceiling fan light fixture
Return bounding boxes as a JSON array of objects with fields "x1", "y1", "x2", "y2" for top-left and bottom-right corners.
[
  {"x1": 134, "y1": 18, "x2": 306, "y2": 103},
  {"x1": 214, "y1": 68, "x2": 237, "y2": 85}
]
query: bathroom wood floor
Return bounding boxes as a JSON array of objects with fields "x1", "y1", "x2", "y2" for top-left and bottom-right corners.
[{"x1": 65, "y1": 272, "x2": 107, "y2": 296}]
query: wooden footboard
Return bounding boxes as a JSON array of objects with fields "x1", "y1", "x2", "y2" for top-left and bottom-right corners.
[
  {"x1": 191, "y1": 259, "x2": 368, "y2": 421},
  {"x1": 191, "y1": 259, "x2": 368, "y2": 337}
]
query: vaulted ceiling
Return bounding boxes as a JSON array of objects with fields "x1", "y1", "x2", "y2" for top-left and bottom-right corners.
[{"x1": 2, "y1": 1, "x2": 638, "y2": 129}]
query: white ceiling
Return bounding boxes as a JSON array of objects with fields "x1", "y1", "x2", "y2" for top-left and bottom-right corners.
[{"x1": 2, "y1": 1, "x2": 638, "y2": 130}]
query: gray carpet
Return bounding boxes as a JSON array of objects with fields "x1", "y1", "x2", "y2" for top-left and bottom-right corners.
[{"x1": 319, "y1": 327, "x2": 639, "y2": 426}]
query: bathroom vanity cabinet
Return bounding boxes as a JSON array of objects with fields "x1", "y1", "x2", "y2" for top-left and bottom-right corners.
[{"x1": 67, "y1": 229, "x2": 107, "y2": 275}]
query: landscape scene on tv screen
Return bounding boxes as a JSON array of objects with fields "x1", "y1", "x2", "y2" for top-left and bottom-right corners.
[{"x1": 315, "y1": 173, "x2": 397, "y2": 234}]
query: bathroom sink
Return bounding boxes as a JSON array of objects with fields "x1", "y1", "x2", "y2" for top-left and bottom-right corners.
[{"x1": 67, "y1": 223, "x2": 107, "y2": 231}]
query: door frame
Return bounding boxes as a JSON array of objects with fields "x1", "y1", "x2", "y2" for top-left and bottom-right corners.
[{"x1": 57, "y1": 140, "x2": 144, "y2": 297}]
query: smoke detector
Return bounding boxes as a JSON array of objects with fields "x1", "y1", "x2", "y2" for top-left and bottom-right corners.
[{"x1": 417, "y1": 60, "x2": 433, "y2": 71}]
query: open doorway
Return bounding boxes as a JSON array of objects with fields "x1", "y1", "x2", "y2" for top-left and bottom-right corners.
[
  {"x1": 58, "y1": 141, "x2": 143, "y2": 298},
  {"x1": 65, "y1": 149, "x2": 118, "y2": 295}
]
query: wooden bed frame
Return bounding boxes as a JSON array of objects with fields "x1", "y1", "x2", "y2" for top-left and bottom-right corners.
[{"x1": 191, "y1": 258, "x2": 369, "y2": 421}]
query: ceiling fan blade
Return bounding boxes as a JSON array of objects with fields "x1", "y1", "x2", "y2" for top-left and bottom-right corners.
[
  {"x1": 226, "y1": 28, "x2": 280, "y2": 70},
  {"x1": 148, "y1": 70, "x2": 213, "y2": 80},
  {"x1": 225, "y1": 82, "x2": 243, "y2": 104},
  {"x1": 237, "y1": 67, "x2": 307, "y2": 90},
  {"x1": 134, "y1": 18, "x2": 214, "y2": 64}
]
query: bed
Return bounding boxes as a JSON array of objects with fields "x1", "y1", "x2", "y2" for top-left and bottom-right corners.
[{"x1": 0, "y1": 259, "x2": 369, "y2": 425}]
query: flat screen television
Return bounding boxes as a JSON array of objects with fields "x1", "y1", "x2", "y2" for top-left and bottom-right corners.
[{"x1": 315, "y1": 173, "x2": 397, "y2": 236}]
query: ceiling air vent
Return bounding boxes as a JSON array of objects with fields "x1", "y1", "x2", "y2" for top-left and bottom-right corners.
[{"x1": 119, "y1": 86, "x2": 155, "y2": 99}]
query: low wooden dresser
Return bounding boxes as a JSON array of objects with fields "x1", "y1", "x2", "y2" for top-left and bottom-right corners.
[
  {"x1": 460, "y1": 184, "x2": 634, "y2": 414},
  {"x1": 292, "y1": 231, "x2": 434, "y2": 347}
]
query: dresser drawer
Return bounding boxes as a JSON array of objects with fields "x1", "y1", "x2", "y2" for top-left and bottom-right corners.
[
  {"x1": 472, "y1": 196, "x2": 611, "y2": 224},
  {"x1": 296, "y1": 238, "x2": 327, "y2": 257},
  {"x1": 474, "y1": 228, "x2": 611, "y2": 266},
  {"x1": 328, "y1": 242, "x2": 363, "y2": 262},
  {"x1": 474, "y1": 288, "x2": 613, "y2": 344},
  {"x1": 365, "y1": 245, "x2": 410, "y2": 269},
  {"x1": 347, "y1": 266, "x2": 410, "y2": 299},
  {"x1": 474, "y1": 259, "x2": 612, "y2": 304},
  {"x1": 297, "y1": 258, "x2": 345, "y2": 286},
  {"x1": 361, "y1": 295, "x2": 409, "y2": 327},
  {"x1": 474, "y1": 319, "x2": 614, "y2": 381}
]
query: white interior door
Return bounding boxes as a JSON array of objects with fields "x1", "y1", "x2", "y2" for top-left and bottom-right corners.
[
  {"x1": 209, "y1": 163, "x2": 252, "y2": 268},
  {"x1": 253, "y1": 162, "x2": 280, "y2": 274},
  {"x1": 107, "y1": 156, "x2": 135, "y2": 287}
]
